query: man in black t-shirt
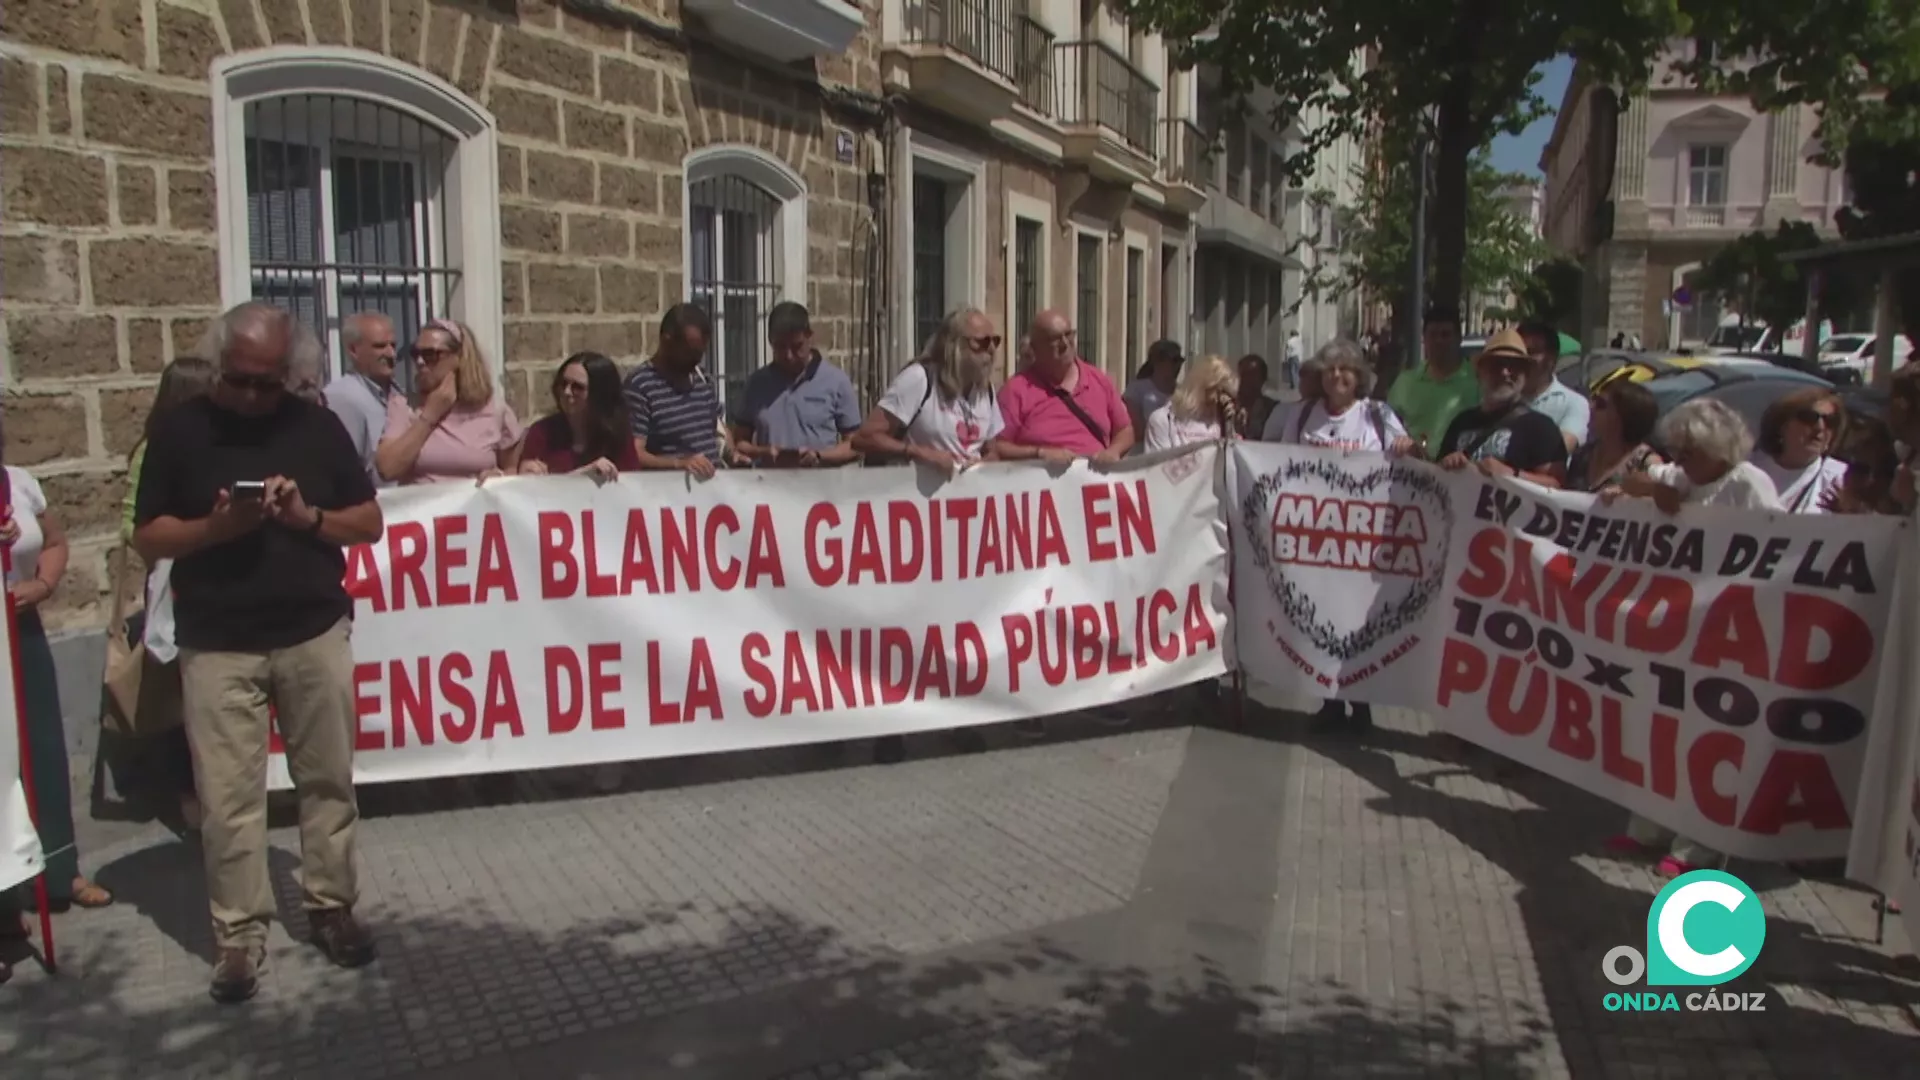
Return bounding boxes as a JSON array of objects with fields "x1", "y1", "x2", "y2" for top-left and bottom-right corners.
[
  {"x1": 133, "y1": 302, "x2": 384, "y2": 1005},
  {"x1": 1436, "y1": 328, "x2": 1569, "y2": 484}
]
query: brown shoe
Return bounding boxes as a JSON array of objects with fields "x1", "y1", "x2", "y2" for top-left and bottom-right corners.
[
  {"x1": 309, "y1": 908, "x2": 377, "y2": 969},
  {"x1": 209, "y1": 946, "x2": 258, "y2": 1004}
]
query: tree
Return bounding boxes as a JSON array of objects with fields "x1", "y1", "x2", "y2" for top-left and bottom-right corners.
[
  {"x1": 1691, "y1": 221, "x2": 1873, "y2": 364},
  {"x1": 1514, "y1": 257, "x2": 1584, "y2": 328},
  {"x1": 1118, "y1": 1, "x2": 1681, "y2": 330},
  {"x1": 1835, "y1": 128, "x2": 1920, "y2": 344},
  {"x1": 1302, "y1": 138, "x2": 1546, "y2": 328}
]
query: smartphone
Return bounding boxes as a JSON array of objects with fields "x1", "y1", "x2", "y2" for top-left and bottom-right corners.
[{"x1": 231, "y1": 480, "x2": 267, "y2": 502}]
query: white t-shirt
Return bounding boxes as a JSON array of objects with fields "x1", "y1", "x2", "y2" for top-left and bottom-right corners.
[
  {"x1": 1528, "y1": 380, "x2": 1591, "y2": 446},
  {"x1": 1748, "y1": 453, "x2": 1848, "y2": 514},
  {"x1": 877, "y1": 362, "x2": 1005, "y2": 459},
  {"x1": 1647, "y1": 461, "x2": 1782, "y2": 511},
  {"x1": 1143, "y1": 404, "x2": 1222, "y2": 453},
  {"x1": 1263, "y1": 399, "x2": 1405, "y2": 450},
  {"x1": 4, "y1": 466, "x2": 48, "y2": 587}
]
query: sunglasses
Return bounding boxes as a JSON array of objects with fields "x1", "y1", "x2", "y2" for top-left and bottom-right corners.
[
  {"x1": 221, "y1": 371, "x2": 284, "y2": 393},
  {"x1": 556, "y1": 379, "x2": 590, "y2": 396},
  {"x1": 414, "y1": 346, "x2": 456, "y2": 362},
  {"x1": 967, "y1": 335, "x2": 1003, "y2": 351},
  {"x1": 1794, "y1": 409, "x2": 1838, "y2": 429}
]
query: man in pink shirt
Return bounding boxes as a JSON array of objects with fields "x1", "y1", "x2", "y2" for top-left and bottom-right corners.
[{"x1": 997, "y1": 309, "x2": 1135, "y2": 462}]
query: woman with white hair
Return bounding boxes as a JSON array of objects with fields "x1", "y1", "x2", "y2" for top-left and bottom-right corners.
[
  {"x1": 1143, "y1": 354, "x2": 1240, "y2": 452},
  {"x1": 1262, "y1": 338, "x2": 1415, "y2": 455},
  {"x1": 1600, "y1": 398, "x2": 1779, "y2": 876}
]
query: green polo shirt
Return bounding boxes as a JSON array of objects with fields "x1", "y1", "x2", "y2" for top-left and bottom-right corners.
[{"x1": 1387, "y1": 364, "x2": 1481, "y2": 448}]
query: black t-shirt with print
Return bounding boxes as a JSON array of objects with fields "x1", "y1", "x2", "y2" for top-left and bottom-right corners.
[
  {"x1": 1438, "y1": 404, "x2": 1569, "y2": 476},
  {"x1": 134, "y1": 395, "x2": 377, "y2": 652}
]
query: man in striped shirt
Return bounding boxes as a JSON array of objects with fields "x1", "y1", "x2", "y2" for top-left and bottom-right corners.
[{"x1": 623, "y1": 303, "x2": 722, "y2": 477}]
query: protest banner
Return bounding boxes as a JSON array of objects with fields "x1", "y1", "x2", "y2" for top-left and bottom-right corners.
[
  {"x1": 1845, "y1": 513, "x2": 1920, "y2": 942},
  {"x1": 1, "y1": 564, "x2": 45, "y2": 893},
  {"x1": 267, "y1": 445, "x2": 1229, "y2": 787},
  {"x1": 1231, "y1": 442, "x2": 1907, "y2": 861}
]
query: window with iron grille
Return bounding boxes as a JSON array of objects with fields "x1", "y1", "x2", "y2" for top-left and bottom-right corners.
[
  {"x1": 1124, "y1": 246, "x2": 1143, "y2": 365},
  {"x1": 689, "y1": 174, "x2": 781, "y2": 406},
  {"x1": 242, "y1": 95, "x2": 459, "y2": 389},
  {"x1": 1076, "y1": 233, "x2": 1102, "y2": 368},
  {"x1": 913, "y1": 175, "x2": 952, "y2": 353},
  {"x1": 1014, "y1": 217, "x2": 1043, "y2": 339}
]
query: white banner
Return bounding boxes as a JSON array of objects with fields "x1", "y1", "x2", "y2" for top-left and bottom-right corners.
[
  {"x1": 1846, "y1": 507, "x2": 1920, "y2": 942},
  {"x1": 268, "y1": 445, "x2": 1230, "y2": 787},
  {"x1": 1, "y1": 589, "x2": 45, "y2": 892},
  {"x1": 1231, "y1": 443, "x2": 1908, "y2": 861}
]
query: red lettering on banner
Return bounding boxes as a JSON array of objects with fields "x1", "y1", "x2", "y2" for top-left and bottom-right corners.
[
  {"x1": 1688, "y1": 731, "x2": 1744, "y2": 827},
  {"x1": 1650, "y1": 713, "x2": 1679, "y2": 799},
  {"x1": 1740, "y1": 751, "x2": 1850, "y2": 834},
  {"x1": 804, "y1": 493, "x2": 1070, "y2": 587},
  {"x1": 1082, "y1": 480, "x2": 1157, "y2": 563},
  {"x1": 345, "y1": 514, "x2": 516, "y2": 612},
  {"x1": 648, "y1": 639, "x2": 723, "y2": 725},
  {"x1": 351, "y1": 650, "x2": 522, "y2": 748},
  {"x1": 1000, "y1": 583, "x2": 1214, "y2": 693},
  {"x1": 539, "y1": 507, "x2": 782, "y2": 599},
  {"x1": 1775, "y1": 593, "x2": 1872, "y2": 691},
  {"x1": 544, "y1": 644, "x2": 626, "y2": 733}
]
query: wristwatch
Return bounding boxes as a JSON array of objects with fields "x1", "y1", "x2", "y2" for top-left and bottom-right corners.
[{"x1": 308, "y1": 508, "x2": 325, "y2": 535}]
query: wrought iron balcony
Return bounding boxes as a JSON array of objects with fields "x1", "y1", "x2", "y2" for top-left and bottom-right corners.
[
  {"x1": 904, "y1": 0, "x2": 1021, "y2": 86},
  {"x1": 1055, "y1": 39, "x2": 1159, "y2": 158},
  {"x1": 1162, "y1": 118, "x2": 1207, "y2": 187},
  {"x1": 1012, "y1": 13, "x2": 1055, "y2": 117}
]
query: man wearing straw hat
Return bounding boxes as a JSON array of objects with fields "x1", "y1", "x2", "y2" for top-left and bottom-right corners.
[{"x1": 1433, "y1": 327, "x2": 1569, "y2": 484}]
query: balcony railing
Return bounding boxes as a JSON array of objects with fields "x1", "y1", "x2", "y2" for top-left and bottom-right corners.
[
  {"x1": 904, "y1": 0, "x2": 1021, "y2": 85},
  {"x1": 1684, "y1": 205, "x2": 1727, "y2": 227},
  {"x1": 1055, "y1": 40, "x2": 1159, "y2": 157},
  {"x1": 1162, "y1": 117, "x2": 1206, "y2": 187},
  {"x1": 1012, "y1": 14, "x2": 1055, "y2": 117}
]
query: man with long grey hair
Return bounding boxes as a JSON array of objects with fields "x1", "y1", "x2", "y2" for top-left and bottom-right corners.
[
  {"x1": 851, "y1": 306, "x2": 1010, "y2": 473},
  {"x1": 133, "y1": 301, "x2": 385, "y2": 1004}
]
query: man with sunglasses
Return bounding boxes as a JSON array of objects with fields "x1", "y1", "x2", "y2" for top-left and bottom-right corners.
[
  {"x1": 132, "y1": 302, "x2": 385, "y2": 1005},
  {"x1": 1434, "y1": 328, "x2": 1569, "y2": 485}
]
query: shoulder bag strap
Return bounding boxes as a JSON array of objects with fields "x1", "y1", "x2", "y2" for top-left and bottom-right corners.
[
  {"x1": 905, "y1": 362, "x2": 936, "y2": 428},
  {"x1": 1043, "y1": 384, "x2": 1108, "y2": 444},
  {"x1": 1786, "y1": 458, "x2": 1826, "y2": 513},
  {"x1": 105, "y1": 541, "x2": 138, "y2": 643},
  {"x1": 1291, "y1": 401, "x2": 1313, "y2": 443},
  {"x1": 1366, "y1": 401, "x2": 1390, "y2": 450}
]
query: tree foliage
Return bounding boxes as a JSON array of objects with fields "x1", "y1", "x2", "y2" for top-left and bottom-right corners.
[
  {"x1": 1692, "y1": 222, "x2": 1874, "y2": 358},
  {"x1": 1117, "y1": 0, "x2": 1684, "y2": 320},
  {"x1": 1514, "y1": 257, "x2": 1585, "y2": 327},
  {"x1": 1304, "y1": 141, "x2": 1546, "y2": 320}
]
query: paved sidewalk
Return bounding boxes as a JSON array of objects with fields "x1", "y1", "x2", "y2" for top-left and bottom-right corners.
[{"x1": 3, "y1": 697, "x2": 1917, "y2": 1079}]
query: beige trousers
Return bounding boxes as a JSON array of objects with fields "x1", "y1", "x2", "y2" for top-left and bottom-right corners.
[
  {"x1": 180, "y1": 617, "x2": 360, "y2": 950},
  {"x1": 1626, "y1": 814, "x2": 1723, "y2": 868}
]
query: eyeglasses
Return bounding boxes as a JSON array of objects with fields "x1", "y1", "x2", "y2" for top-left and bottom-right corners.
[
  {"x1": 967, "y1": 335, "x2": 1003, "y2": 351},
  {"x1": 220, "y1": 371, "x2": 284, "y2": 393},
  {"x1": 557, "y1": 380, "x2": 590, "y2": 397},
  {"x1": 1795, "y1": 409, "x2": 1838, "y2": 429},
  {"x1": 414, "y1": 346, "x2": 454, "y2": 362}
]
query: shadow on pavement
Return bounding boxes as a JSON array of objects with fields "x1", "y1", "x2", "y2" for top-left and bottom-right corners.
[{"x1": 1239, "y1": 700, "x2": 1920, "y2": 1078}]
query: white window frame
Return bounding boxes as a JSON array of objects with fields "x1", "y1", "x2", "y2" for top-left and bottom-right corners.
[
  {"x1": 1686, "y1": 143, "x2": 1729, "y2": 207},
  {"x1": 1123, "y1": 229, "x2": 1149, "y2": 364},
  {"x1": 682, "y1": 146, "x2": 807, "y2": 404},
  {"x1": 1005, "y1": 190, "x2": 1053, "y2": 373},
  {"x1": 211, "y1": 47, "x2": 503, "y2": 378},
  {"x1": 1070, "y1": 222, "x2": 1107, "y2": 372},
  {"x1": 906, "y1": 134, "x2": 987, "y2": 352}
]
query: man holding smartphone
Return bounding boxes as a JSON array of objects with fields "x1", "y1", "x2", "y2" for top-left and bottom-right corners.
[
  {"x1": 727, "y1": 302, "x2": 863, "y2": 468},
  {"x1": 132, "y1": 301, "x2": 385, "y2": 1005}
]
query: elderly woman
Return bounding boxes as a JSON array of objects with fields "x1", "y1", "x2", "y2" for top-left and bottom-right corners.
[
  {"x1": 1601, "y1": 398, "x2": 1780, "y2": 876},
  {"x1": 375, "y1": 319, "x2": 525, "y2": 485},
  {"x1": 1143, "y1": 355, "x2": 1240, "y2": 452},
  {"x1": 1751, "y1": 387, "x2": 1849, "y2": 514},
  {"x1": 1267, "y1": 338, "x2": 1415, "y2": 453},
  {"x1": 1564, "y1": 380, "x2": 1662, "y2": 494}
]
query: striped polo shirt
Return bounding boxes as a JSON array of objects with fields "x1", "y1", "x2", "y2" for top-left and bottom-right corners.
[{"x1": 623, "y1": 361, "x2": 722, "y2": 461}]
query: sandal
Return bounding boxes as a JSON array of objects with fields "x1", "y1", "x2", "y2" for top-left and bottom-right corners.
[{"x1": 68, "y1": 878, "x2": 114, "y2": 909}]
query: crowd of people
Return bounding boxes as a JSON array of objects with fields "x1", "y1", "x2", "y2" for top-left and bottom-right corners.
[{"x1": 3, "y1": 294, "x2": 1916, "y2": 1000}]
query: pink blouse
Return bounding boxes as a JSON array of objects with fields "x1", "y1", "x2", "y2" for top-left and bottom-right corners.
[{"x1": 381, "y1": 394, "x2": 525, "y2": 484}]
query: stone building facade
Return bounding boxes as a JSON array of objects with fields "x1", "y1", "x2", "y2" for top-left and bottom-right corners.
[{"x1": 3, "y1": 0, "x2": 884, "y2": 647}]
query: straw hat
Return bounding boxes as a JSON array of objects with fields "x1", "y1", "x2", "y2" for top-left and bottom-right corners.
[{"x1": 1476, "y1": 327, "x2": 1531, "y2": 365}]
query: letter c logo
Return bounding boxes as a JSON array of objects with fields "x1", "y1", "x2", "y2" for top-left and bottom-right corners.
[{"x1": 1658, "y1": 879, "x2": 1748, "y2": 979}]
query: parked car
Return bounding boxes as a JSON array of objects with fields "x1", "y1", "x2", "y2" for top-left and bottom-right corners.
[
  {"x1": 1636, "y1": 361, "x2": 1833, "y2": 453},
  {"x1": 1817, "y1": 333, "x2": 1915, "y2": 385},
  {"x1": 1557, "y1": 350, "x2": 1723, "y2": 394}
]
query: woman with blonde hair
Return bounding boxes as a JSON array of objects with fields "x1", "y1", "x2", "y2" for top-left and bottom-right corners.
[
  {"x1": 1143, "y1": 354, "x2": 1240, "y2": 452},
  {"x1": 375, "y1": 318, "x2": 525, "y2": 484}
]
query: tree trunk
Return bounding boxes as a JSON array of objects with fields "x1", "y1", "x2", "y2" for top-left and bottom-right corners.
[{"x1": 1426, "y1": 87, "x2": 1478, "y2": 323}]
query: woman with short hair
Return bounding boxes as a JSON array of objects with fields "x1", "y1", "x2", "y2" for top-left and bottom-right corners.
[
  {"x1": 1752, "y1": 386, "x2": 1849, "y2": 514},
  {"x1": 1601, "y1": 398, "x2": 1779, "y2": 875},
  {"x1": 1143, "y1": 355, "x2": 1240, "y2": 452},
  {"x1": 1262, "y1": 338, "x2": 1414, "y2": 455}
]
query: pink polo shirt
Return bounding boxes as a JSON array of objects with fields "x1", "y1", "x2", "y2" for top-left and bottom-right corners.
[{"x1": 998, "y1": 359, "x2": 1129, "y2": 455}]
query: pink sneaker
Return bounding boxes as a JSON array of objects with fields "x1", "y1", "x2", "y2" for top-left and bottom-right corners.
[
  {"x1": 1604, "y1": 834, "x2": 1655, "y2": 855},
  {"x1": 1657, "y1": 856, "x2": 1701, "y2": 879}
]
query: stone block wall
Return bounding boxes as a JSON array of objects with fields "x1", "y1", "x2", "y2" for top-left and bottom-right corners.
[{"x1": 1, "y1": 0, "x2": 883, "y2": 635}]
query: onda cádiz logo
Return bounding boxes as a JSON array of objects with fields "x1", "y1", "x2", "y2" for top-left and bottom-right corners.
[{"x1": 1602, "y1": 870, "x2": 1768, "y2": 1013}]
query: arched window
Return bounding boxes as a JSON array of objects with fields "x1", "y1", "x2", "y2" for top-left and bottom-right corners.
[
  {"x1": 211, "y1": 48, "x2": 503, "y2": 383},
  {"x1": 683, "y1": 147, "x2": 807, "y2": 405}
]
